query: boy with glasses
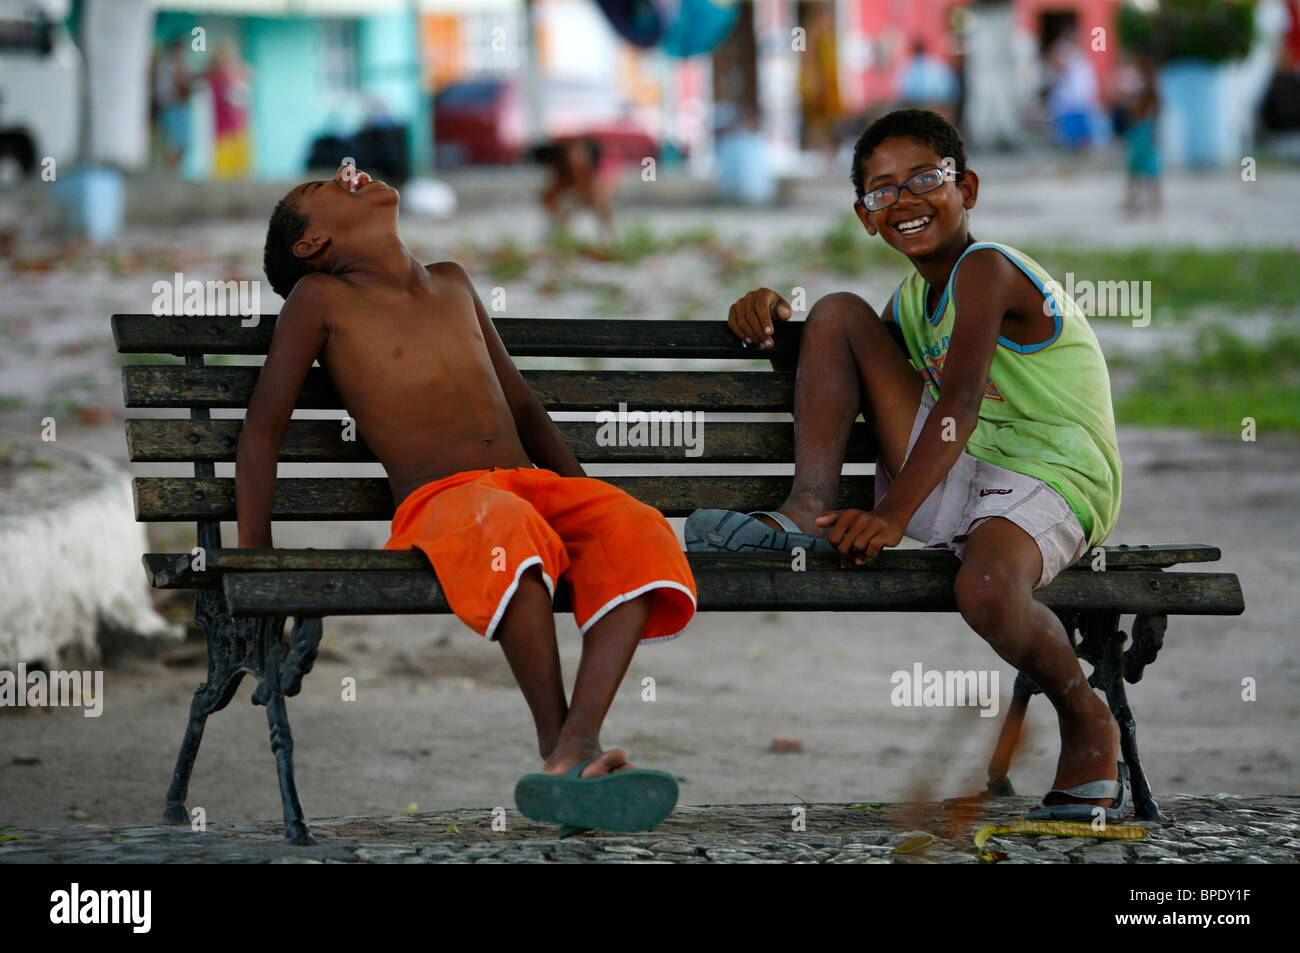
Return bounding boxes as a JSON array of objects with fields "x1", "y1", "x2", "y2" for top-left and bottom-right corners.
[{"x1": 688, "y1": 109, "x2": 1127, "y2": 822}]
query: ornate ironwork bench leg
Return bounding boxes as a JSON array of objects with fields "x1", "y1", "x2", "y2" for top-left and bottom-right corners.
[
  {"x1": 163, "y1": 588, "x2": 322, "y2": 843},
  {"x1": 164, "y1": 589, "x2": 246, "y2": 825},
  {"x1": 1117, "y1": 614, "x2": 1171, "y2": 822},
  {"x1": 1087, "y1": 611, "x2": 1172, "y2": 823},
  {"x1": 252, "y1": 639, "x2": 315, "y2": 846}
]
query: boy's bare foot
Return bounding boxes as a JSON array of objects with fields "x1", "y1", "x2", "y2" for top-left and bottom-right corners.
[
  {"x1": 1044, "y1": 691, "x2": 1123, "y2": 806},
  {"x1": 542, "y1": 739, "x2": 634, "y2": 778}
]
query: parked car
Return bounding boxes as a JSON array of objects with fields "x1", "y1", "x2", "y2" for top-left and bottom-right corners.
[
  {"x1": 0, "y1": 2, "x2": 81, "y2": 184},
  {"x1": 433, "y1": 75, "x2": 660, "y2": 167}
]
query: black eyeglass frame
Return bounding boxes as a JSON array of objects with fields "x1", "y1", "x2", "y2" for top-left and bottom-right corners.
[{"x1": 858, "y1": 166, "x2": 963, "y2": 213}]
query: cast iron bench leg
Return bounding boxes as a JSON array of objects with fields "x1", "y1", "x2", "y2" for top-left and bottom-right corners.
[
  {"x1": 1091, "y1": 612, "x2": 1172, "y2": 823},
  {"x1": 252, "y1": 641, "x2": 315, "y2": 845},
  {"x1": 164, "y1": 589, "x2": 246, "y2": 826}
]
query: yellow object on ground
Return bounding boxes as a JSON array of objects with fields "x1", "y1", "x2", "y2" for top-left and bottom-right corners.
[{"x1": 975, "y1": 820, "x2": 1148, "y2": 862}]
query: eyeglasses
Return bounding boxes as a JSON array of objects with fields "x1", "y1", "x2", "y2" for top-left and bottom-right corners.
[{"x1": 859, "y1": 167, "x2": 959, "y2": 213}]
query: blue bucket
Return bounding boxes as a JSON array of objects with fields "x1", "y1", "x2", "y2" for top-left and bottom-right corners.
[{"x1": 52, "y1": 165, "x2": 125, "y2": 243}]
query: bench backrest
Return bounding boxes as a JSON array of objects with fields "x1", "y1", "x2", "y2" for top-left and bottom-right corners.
[{"x1": 113, "y1": 314, "x2": 871, "y2": 547}]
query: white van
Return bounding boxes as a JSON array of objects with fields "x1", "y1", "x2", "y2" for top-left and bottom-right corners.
[{"x1": 0, "y1": 0, "x2": 81, "y2": 184}]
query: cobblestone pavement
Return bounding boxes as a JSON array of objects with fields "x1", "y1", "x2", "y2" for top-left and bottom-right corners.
[{"x1": 1, "y1": 795, "x2": 1296, "y2": 864}]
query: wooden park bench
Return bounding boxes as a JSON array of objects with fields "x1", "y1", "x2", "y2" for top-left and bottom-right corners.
[{"x1": 113, "y1": 313, "x2": 1246, "y2": 844}]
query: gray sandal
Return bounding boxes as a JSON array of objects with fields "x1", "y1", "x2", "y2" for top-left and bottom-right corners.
[
  {"x1": 685, "y1": 508, "x2": 836, "y2": 554},
  {"x1": 1025, "y1": 761, "x2": 1132, "y2": 822}
]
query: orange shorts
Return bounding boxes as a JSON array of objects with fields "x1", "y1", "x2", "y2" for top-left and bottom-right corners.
[{"x1": 384, "y1": 466, "x2": 697, "y2": 643}]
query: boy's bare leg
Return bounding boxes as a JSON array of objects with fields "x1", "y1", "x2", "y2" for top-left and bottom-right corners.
[
  {"x1": 495, "y1": 567, "x2": 569, "y2": 760},
  {"x1": 580, "y1": 179, "x2": 615, "y2": 238},
  {"x1": 956, "y1": 517, "x2": 1121, "y2": 804},
  {"x1": 540, "y1": 184, "x2": 570, "y2": 231},
  {"x1": 755, "y1": 292, "x2": 924, "y2": 535},
  {"x1": 543, "y1": 592, "x2": 653, "y2": 778}
]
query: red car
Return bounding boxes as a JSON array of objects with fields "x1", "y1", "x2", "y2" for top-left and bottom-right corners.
[{"x1": 433, "y1": 76, "x2": 660, "y2": 167}]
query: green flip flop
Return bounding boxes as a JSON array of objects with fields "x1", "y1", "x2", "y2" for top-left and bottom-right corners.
[{"x1": 515, "y1": 757, "x2": 679, "y2": 834}]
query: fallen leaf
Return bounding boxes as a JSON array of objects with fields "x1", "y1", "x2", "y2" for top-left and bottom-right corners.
[{"x1": 891, "y1": 833, "x2": 934, "y2": 854}]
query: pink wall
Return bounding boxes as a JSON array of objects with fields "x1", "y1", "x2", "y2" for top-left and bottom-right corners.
[
  {"x1": 1014, "y1": 0, "x2": 1122, "y2": 100},
  {"x1": 843, "y1": 0, "x2": 1123, "y2": 110}
]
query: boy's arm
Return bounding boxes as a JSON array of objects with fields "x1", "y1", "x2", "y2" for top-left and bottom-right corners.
[
  {"x1": 436, "y1": 262, "x2": 586, "y2": 478},
  {"x1": 235, "y1": 276, "x2": 330, "y2": 548},
  {"x1": 820, "y1": 251, "x2": 1015, "y2": 560}
]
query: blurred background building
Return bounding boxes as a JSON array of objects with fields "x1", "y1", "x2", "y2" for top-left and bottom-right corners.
[{"x1": 1, "y1": 0, "x2": 1296, "y2": 200}]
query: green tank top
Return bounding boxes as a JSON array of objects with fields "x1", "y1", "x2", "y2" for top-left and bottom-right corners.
[{"x1": 891, "y1": 241, "x2": 1121, "y2": 546}]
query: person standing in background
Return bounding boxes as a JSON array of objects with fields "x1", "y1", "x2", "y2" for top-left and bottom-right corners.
[
  {"x1": 896, "y1": 38, "x2": 960, "y2": 121},
  {"x1": 209, "y1": 41, "x2": 252, "y2": 179},
  {"x1": 798, "y1": 3, "x2": 843, "y2": 158},
  {"x1": 964, "y1": 0, "x2": 1028, "y2": 152},
  {"x1": 1046, "y1": 28, "x2": 1100, "y2": 151},
  {"x1": 1122, "y1": 53, "x2": 1161, "y2": 216},
  {"x1": 152, "y1": 37, "x2": 192, "y2": 170}
]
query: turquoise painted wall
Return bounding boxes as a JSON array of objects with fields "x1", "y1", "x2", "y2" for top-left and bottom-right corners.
[
  {"x1": 359, "y1": 11, "x2": 427, "y2": 171},
  {"x1": 153, "y1": 11, "x2": 422, "y2": 181},
  {"x1": 244, "y1": 18, "x2": 322, "y2": 180},
  {"x1": 359, "y1": 13, "x2": 416, "y2": 122}
]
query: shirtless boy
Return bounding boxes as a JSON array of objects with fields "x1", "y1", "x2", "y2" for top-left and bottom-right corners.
[
  {"x1": 239, "y1": 162, "x2": 696, "y2": 833},
  {"x1": 688, "y1": 110, "x2": 1128, "y2": 821}
]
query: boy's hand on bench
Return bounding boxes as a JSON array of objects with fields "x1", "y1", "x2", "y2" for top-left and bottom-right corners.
[
  {"x1": 817, "y1": 507, "x2": 905, "y2": 566},
  {"x1": 728, "y1": 288, "x2": 792, "y2": 350}
]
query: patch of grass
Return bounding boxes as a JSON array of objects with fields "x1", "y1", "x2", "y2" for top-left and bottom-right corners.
[
  {"x1": 1020, "y1": 245, "x2": 1300, "y2": 318},
  {"x1": 819, "y1": 215, "x2": 901, "y2": 276},
  {"x1": 1115, "y1": 326, "x2": 1300, "y2": 433},
  {"x1": 772, "y1": 214, "x2": 909, "y2": 281},
  {"x1": 542, "y1": 227, "x2": 584, "y2": 256},
  {"x1": 483, "y1": 238, "x2": 532, "y2": 282},
  {"x1": 590, "y1": 281, "x2": 627, "y2": 314},
  {"x1": 665, "y1": 224, "x2": 718, "y2": 250},
  {"x1": 602, "y1": 221, "x2": 667, "y2": 263},
  {"x1": 774, "y1": 226, "x2": 1298, "y2": 319}
]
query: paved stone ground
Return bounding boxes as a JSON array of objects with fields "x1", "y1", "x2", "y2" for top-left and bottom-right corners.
[{"x1": 1, "y1": 795, "x2": 1295, "y2": 864}]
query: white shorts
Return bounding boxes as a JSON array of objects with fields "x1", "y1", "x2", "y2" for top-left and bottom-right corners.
[{"x1": 874, "y1": 389, "x2": 1088, "y2": 589}]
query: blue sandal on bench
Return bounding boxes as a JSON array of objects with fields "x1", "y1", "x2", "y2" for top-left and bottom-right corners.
[
  {"x1": 685, "y1": 508, "x2": 837, "y2": 554},
  {"x1": 1025, "y1": 761, "x2": 1132, "y2": 822},
  {"x1": 515, "y1": 758, "x2": 678, "y2": 834}
]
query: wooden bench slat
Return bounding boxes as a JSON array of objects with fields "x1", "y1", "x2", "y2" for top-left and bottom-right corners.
[
  {"x1": 142, "y1": 543, "x2": 1227, "y2": 588},
  {"x1": 221, "y1": 569, "x2": 1245, "y2": 617},
  {"x1": 112, "y1": 314, "x2": 799, "y2": 360},
  {"x1": 132, "y1": 475, "x2": 875, "y2": 521},
  {"x1": 122, "y1": 366, "x2": 800, "y2": 412},
  {"x1": 125, "y1": 418, "x2": 877, "y2": 465}
]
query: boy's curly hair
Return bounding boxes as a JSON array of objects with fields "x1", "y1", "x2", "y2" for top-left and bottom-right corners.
[
  {"x1": 262, "y1": 197, "x2": 315, "y2": 299},
  {"x1": 851, "y1": 108, "x2": 968, "y2": 201}
]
